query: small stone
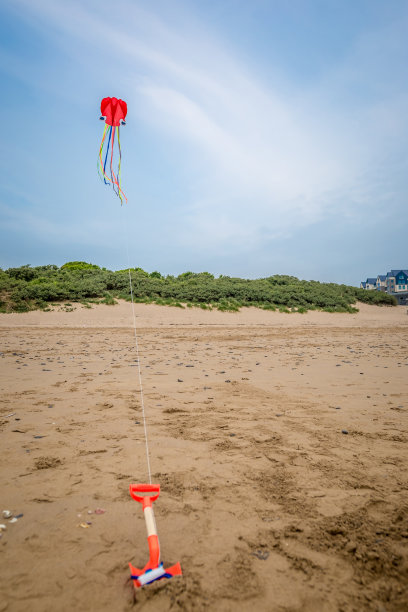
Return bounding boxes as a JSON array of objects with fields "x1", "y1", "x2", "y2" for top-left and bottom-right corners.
[
  {"x1": 342, "y1": 429, "x2": 349, "y2": 434},
  {"x1": 345, "y1": 541, "x2": 357, "y2": 553},
  {"x1": 366, "y1": 551, "x2": 380, "y2": 561},
  {"x1": 0, "y1": 524, "x2": 7, "y2": 531},
  {"x1": 9, "y1": 518, "x2": 18, "y2": 523},
  {"x1": 328, "y1": 527, "x2": 345, "y2": 536},
  {"x1": 177, "y1": 379, "x2": 183, "y2": 383},
  {"x1": 252, "y1": 549, "x2": 269, "y2": 560},
  {"x1": 2, "y1": 510, "x2": 12, "y2": 519}
]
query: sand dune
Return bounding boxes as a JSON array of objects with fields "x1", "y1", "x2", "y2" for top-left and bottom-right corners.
[{"x1": 0, "y1": 303, "x2": 407, "y2": 611}]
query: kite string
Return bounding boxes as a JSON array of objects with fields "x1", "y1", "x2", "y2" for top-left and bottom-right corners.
[{"x1": 121, "y1": 207, "x2": 152, "y2": 484}]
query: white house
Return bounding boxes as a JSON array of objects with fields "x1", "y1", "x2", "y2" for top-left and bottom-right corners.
[{"x1": 360, "y1": 277, "x2": 377, "y2": 290}]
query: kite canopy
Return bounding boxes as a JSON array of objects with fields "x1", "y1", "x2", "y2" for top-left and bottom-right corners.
[{"x1": 100, "y1": 97, "x2": 127, "y2": 127}]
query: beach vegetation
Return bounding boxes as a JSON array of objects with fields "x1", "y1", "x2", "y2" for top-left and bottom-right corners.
[
  {"x1": 101, "y1": 293, "x2": 117, "y2": 305},
  {"x1": 61, "y1": 261, "x2": 100, "y2": 270},
  {"x1": 0, "y1": 263, "x2": 397, "y2": 313}
]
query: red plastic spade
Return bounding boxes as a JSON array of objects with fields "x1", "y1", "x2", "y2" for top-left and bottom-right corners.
[{"x1": 129, "y1": 484, "x2": 182, "y2": 588}]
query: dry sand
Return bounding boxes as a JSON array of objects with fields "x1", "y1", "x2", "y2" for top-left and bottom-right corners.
[{"x1": 0, "y1": 302, "x2": 407, "y2": 611}]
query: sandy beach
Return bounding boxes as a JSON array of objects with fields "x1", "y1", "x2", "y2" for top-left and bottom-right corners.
[{"x1": 0, "y1": 302, "x2": 407, "y2": 611}]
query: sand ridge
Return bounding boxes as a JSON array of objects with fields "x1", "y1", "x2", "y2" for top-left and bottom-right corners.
[
  {"x1": 1, "y1": 300, "x2": 407, "y2": 328},
  {"x1": 0, "y1": 303, "x2": 407, "y2": 611}
]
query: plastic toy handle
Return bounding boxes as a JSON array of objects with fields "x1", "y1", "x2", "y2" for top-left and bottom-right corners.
[{"x1": 129, "y1": 483, "x2": 160, "y2": 505}]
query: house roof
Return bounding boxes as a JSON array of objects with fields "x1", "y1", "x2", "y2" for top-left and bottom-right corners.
[
  {"x1": 389, "y1": 269, "x2": 408, "y2": 276},
  {"x1": 363, "y1": 270, "x2": 407, "y2": 285},
  {"x1": 385, "y1": 270, "x2": 408, "y2": 279}
]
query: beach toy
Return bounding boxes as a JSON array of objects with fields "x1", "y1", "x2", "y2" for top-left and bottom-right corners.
[
  {"x1": 98, "y1": 97, "x2": 127, "y2": 204},
  {"x1": 129, "y1": 484, "x2": 182, "y2": 588}
]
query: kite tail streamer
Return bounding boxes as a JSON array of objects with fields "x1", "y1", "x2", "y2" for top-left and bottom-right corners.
[
  {"x1": 109, "y1": 126, "x2": 127, "y2": 204},
  {"x1": 117, "y1": 126, "x2": 123, "y2": 197},
  {"x1": 103, "y1": 126, "x2": 113, "y2": 185},
  {"x1": 97, "y1": 123, "x2": 109, "y2": 182},
  {"x1": 97, "y1": 124, "x2": 127, "y2": 204},
  {"x1": 110, "y1": 125, "x2": 117, "y2": 193},
  {"x1": 98, "y1": 125, "x2": 113, "y2": 185}
]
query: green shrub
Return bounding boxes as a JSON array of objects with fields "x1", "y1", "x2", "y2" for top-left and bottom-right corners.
[
  {"x1": 279, "y1": 306, "x2": 290, "y2": 313},
  {"x1": 61, "y1": 261, "x2": 100, "y2": 270},
  {"x1": 101, "y1": 294, "x2": 117, "y2": 305},
  {"x1": 1, "y1": 263, "x2": 397, "y2": 313}
]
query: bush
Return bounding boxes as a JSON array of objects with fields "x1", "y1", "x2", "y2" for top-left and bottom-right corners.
[
  {"x1": 101, "y1": 294, "x2": 117, "y2": 305},
  {"x1": 61, "y1": 261, "x2": 100, "y2": 270},
  {"x1": 0, "y1": 263, "x2": 397, "y2": 313}
]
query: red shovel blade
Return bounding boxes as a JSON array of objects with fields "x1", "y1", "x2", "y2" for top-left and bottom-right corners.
[{"x1": 129, "y1": 483, "x2": 160, "y2": 505}]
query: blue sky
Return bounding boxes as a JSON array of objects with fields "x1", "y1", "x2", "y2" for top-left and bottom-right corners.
[{"x1": 0, "y1": 0, "x2": 407, "y2": 285}]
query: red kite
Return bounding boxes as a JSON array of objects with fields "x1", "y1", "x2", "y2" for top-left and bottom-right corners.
[{"x1": 98, "y1": 97, "x2": 127, "y2": 203}]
